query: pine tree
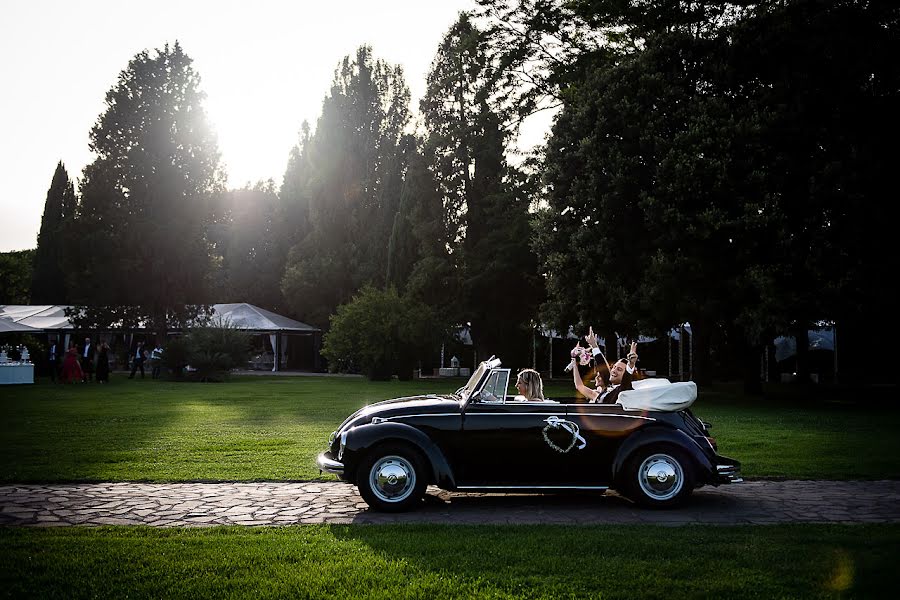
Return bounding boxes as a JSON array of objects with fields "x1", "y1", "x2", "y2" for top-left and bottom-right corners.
[{"x1": 31, "y1": 161, "x2": 74, "y2": 303}]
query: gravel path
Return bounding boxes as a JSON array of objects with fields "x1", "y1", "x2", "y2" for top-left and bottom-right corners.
[{"x1": 2, "y1": 480, "x2": 898, "y2": 527}]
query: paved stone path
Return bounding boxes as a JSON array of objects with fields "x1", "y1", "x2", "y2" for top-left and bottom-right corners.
[{"x1": 1, "y1": 480, "x2": 898, "y2": 527}]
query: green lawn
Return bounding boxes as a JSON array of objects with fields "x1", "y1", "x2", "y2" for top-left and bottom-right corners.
[
  {"x1": 1, "y1": 524, "x2": 896, "y2": 599},
  {"x1": 1, "y1": 376, "x2": 898, "y2": 482}
]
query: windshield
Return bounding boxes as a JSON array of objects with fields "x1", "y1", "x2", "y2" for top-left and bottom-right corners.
[{"x1": 456, "y1": 357, "x2": 501, "y2": 404}]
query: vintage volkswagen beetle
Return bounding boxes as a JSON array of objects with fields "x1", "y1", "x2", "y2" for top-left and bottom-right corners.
[{"x1": 317, "y1": 358, "x2": 741, "y2": 512}]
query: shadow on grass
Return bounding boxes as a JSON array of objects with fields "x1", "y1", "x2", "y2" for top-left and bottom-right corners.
[
  {"x1": 326, "y1": 522, "x2": 899, "y2": 599},
  {"x1": 1, "y1": 524, "x2": 897, "y2": 599}
]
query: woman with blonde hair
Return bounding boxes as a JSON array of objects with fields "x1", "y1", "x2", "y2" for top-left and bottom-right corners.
[{"x1": 514, "y1": 368, "x2": 545, "y2": 402}]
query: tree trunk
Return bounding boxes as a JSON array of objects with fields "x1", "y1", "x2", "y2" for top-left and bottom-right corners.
[
  {"x1": 691, "y1": 319, "x2": 713, "y2": 386},
  {"x1": 603, "y1": 331, "x2": 618, "y2": 366},
  {"x1": 793, "y1": 324, "x2": 811, "y2": 384},
  {"x1": 152, "y1": 307, "x2": 167, "y2": 347},
  {"x1": 742, "y1": 340, "x2": 764, "y2": 395},
  {"x1": 766, "y1": 341, "x2": 779, "y2": 384}
]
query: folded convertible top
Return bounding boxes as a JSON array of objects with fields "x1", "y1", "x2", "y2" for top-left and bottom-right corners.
[{"x1": 617, "y1": 378, "x2": 697, "y2": 412}]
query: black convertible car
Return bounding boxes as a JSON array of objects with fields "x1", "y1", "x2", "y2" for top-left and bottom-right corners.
[{"x1": 317, "y1": 358, "x2": 742, "y2": 512}]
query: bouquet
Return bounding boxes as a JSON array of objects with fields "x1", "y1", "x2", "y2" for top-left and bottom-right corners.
[{"x1": 565, "y1": 344, "x2": 592, "y2": 372}]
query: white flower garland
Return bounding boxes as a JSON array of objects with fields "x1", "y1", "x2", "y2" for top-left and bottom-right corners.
[{"x1": 542, "y1": 416, "x2": 587, "y2": 453}]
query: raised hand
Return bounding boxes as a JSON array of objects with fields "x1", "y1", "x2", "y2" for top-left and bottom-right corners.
[{"x1": 585, "y1": 326, "x2": 599, "y2": 349}]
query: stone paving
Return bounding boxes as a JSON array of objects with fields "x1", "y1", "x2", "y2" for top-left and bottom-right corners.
[{"x1": 1, "y1": 480, "x2": 898, "y2": 527}]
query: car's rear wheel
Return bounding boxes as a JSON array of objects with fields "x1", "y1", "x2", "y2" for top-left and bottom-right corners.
[
  {"x1": 621, "y1": 445, "x2": 694, "y2": 508},
  {"x1": 356, "y1": 443, "x2": 427, "y2": 512}
]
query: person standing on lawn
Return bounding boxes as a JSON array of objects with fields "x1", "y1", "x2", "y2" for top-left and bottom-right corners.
[
  {"x1": 47, "y1": 338, "x2": 59, "y2": 383},
  {"x1": 150, "y1": 342, "x2": 164, "y2": 379},
  {"x1": 129, "y1": 341, "x2": 146, "y2": 379},
  {"x1": 95, "y1": 342, "x2": 110, "y2": 383},
  {"x1": 80, "y1": 337, "x2": 95, "y2": 382},
  {"x1": 61, "y1": 343, "x2": 83, "y2": 383}
]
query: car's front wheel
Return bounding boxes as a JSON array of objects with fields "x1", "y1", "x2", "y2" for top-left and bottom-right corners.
[
  {"x1": 621, "y1": 445, "x2": 694, "y2": 508},
  {"x1": 356, "y1": 444, "x2": 427, "y2": 512}
]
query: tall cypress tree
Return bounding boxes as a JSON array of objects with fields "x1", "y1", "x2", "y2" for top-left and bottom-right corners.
[
  {"x1": 281, "y1": 46, "x2": 412, "y2": 328},
  {"x1": 386, "y1": 145, "x2": 458, "y2": 310},
  {"x1": 421, "y1": 13, "x2": 543, "y2": 366},
  {"x1": 31, "y1": 161, "x2": 74, "y2": 303}
]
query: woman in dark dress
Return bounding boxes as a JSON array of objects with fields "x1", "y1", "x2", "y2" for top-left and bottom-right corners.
[{"x1": 95, "y1": 342, "x2": 110, "y2": 383}]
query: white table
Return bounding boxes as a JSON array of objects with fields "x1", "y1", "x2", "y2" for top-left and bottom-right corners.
[{"x1": 0, "y1": 363, "x2": 34, "y2": 384}]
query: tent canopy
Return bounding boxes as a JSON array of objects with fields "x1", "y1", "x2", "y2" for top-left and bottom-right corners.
[
  {"x1": 0, "y1": 304, "x2": 319, "y2": 334},
  {"x1": 210, "y1": 303, "x2": 320, "y2": 333},
  {"x1": 0, "y1": 316, "x2": 42, "y2": 333},
  {"x1": 0, "y1": 305, "x2": 70, "y2": 330}
]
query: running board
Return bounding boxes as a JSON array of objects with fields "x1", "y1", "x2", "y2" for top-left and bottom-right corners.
[{"x1": 456, "y1": 485, "x2": 609, "y2": 491}]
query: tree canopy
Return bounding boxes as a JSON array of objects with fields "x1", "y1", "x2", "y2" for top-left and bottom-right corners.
[
  {"x1": 0, "y1": 250, "x2": 34, "y2": 305},
  {"x1": 64, "y1": 42, "x2": 225, "y2": 337},
  {"x1": 281, "y1": 46, "x2": 413, "y2": 329},
  {"x1": 527, "y1": 0, "x2": 899, "y2": 383}
]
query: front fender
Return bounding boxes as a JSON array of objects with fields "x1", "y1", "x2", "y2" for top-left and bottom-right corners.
[
  {"x1": 342, "y1": 422, "x2": 456, "y2": 489},
  {"x1": 612, "y1": 426, "x2": 715, "y2": 483}
]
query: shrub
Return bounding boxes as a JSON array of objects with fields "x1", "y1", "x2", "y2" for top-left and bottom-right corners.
[
  {"x1": 322, "y1": 286, "x2": 444, "y2": 381},
  {"x1": 160, "y1": 336, "x2": 190, "y2": 378},
  {"x1": 163, "y1": 318, "x2": 251, "y2": 382}
]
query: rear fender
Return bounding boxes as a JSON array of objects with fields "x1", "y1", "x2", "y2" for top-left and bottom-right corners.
[
  {"x1": 342, "y1": 422, "x2": 456, "y2": 488},
  {"x1": 612, "y1": 426, "x2": 714, "y2": 482}
]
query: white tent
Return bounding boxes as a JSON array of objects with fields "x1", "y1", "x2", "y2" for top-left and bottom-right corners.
[
  {"x1": 209, "y1": 303, "x2": 319, "y2": 334},
  {"x1": 0, "y1": 303, "x2": 319, "y2": 334},
  {"x1": 0, "y1": 316, "x2": 42, "y2": 333},
  {"x1": 774, "y1": 328, "x2": 836, "y2": 362},
  {"x1": 0, "y1": 303, "x2": 322, "y2": 371},
  {"x1": 209, "y1": 303, "x2": 321, "y2": 372},
  {"x1": 0, "y1": 305, "x2": 71, "y2": 330}
]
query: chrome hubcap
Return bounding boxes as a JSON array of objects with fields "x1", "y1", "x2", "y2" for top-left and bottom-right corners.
[
  {"x1": 370, "y1": 455, "x2": 415, "y2": 503},
  {"x1": 638, "y1": 453, "x2": 684, "y2": 501}
]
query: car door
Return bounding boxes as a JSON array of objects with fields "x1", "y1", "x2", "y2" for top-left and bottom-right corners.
[
  {"x1": 456, "y1": 369, "x2": 578, "y2": 486},
  {"x1": 561, "y1": 403, "x2": 656, "y2": 485}
]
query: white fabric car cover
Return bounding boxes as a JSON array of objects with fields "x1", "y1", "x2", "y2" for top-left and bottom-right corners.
[{"x1": 617, "y1": 378, "x2": 697, "y2": 412}]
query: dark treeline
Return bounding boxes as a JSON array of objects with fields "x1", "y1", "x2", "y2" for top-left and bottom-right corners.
[
  {"x1": 18, "y1": 1, "x2": 897, "y2": 384},
  {"x1": 481, "y1": 0, "x2": 898, "y2": 386}
]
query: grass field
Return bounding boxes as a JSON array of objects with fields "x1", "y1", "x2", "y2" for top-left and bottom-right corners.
[
  {"x1": 2, "y1": 377, "x2": 897, "y2": 599},
  {"x1": 1, "y1": 523, "x2": 897, "y2": 599},
  {"x1": 2, "y1": 375, "x2": 899, "y2": 482}
]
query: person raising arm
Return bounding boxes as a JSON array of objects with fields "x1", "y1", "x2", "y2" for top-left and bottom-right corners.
[
  {"x1": 569, "y1": 356, "x2": 607, "y2": 402},
  {"x1": 585, "y1": 327, "x2": 639, "y2": 404}
]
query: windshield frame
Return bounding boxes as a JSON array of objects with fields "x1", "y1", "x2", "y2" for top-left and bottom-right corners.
[{"x1": 458, "y1": 357, "x2": 502, "y2": 407}]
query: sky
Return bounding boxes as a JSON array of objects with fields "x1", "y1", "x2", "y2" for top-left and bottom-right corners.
[{"x1": 0, "y1": 0, "x2": 554, "y2": 252}]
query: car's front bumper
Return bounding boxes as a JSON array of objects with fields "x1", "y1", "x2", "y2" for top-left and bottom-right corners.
[{"x1": 316, "y1": 452, "x2": 344, "y2": 476}]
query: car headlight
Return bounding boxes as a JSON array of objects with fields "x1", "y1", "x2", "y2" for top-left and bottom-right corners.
[
  {"x1": 337, "y1": 431, "x2": 348, "y2": 461},
  {"x1": 328, "y1": 431, "x2": 336, "y2": 446}
]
